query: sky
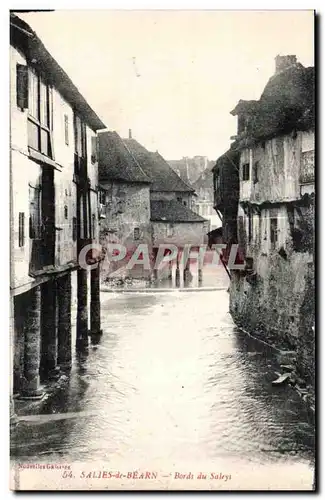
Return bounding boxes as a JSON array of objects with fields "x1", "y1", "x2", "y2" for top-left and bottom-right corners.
[{"x1": 15, "y1": 10, "x2": 314, "y2": 161}]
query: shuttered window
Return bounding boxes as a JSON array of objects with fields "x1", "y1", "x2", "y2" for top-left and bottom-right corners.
[
  {"x1": 16, "y1": 64, "x2": 28, "y2": 110},
  {"x1": 29, "y1": 185, "x2": 41, "y2": 239}
]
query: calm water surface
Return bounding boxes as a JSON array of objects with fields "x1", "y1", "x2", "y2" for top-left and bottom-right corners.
[{"x1": 11, "y1": 274, "x2": 315, "y2": 490}]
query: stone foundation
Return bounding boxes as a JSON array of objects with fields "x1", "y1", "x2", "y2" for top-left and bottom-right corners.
[{"x1": 230, "y1": 251, "x2": 315, "y2": 394}]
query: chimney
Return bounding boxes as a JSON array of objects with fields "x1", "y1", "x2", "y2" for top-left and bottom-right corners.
[
  {"x1": 128, "y1": 129, "x2": 132, "y2": 139},
  {"x1": 275, "y1": 55, "x2": 297, "y2": 75}
]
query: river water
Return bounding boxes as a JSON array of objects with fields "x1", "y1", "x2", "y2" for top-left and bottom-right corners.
[{"x1": 11, "y1": 268, "x2": 315, "y2": 490}]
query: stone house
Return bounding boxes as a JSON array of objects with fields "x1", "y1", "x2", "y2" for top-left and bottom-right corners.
[
  {"x1": 123, "y1": 134, "x2": 207, "y2": 278},
  {"x1": 214, "y1": 55, "x2": 315, "y2": 389},
  {"x1": 97, "y1": 130, "x2": 152, "y2": 280},
  {"x1": 10, "y1": 14, "x2": 105, "y2": 413}
]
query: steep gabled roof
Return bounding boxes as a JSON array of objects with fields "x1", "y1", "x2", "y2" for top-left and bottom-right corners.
[
  {"x1": 10, "y1": 13, "x2": 106, "y2": 131},
  {"x1": 150, "y1": 200, "x2": 206, "y2": 223},
  {"x1": 123, "y1": 139, "x2": 194, "y2": 193},
  {"x1": 98, "y1": 131, "x2": 151, "y2": 184},
  {"x1": 231, "y1": 62, "x2": 314, "y2": 144}
]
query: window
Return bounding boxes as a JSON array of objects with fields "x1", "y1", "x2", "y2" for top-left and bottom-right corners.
[
  {"x1": 74, "y1": 114, "x2": 87, "y2": 158},
  {"x1": 64, "y1": 114, "x2": 69, "y2": 145},
  {"x1": 92, "y1": 214, "x2": 96, "y2": 239},
  {"x1": 177, "y1": 196, "x2": 182, "y2": 203},
  {"x1": 72, "y1": 217, "x2": 77, "y2": 242},
  {"x1": 27, "y1": 68, "x2": 53, "y2": 158},
  {"x1": 270, "y1": 217, "x2": 278, "y2": 250},
  {"x1": 134, "y1": 227, "x2": 140, "y2": 240},
  {"x1": 248, "y1": 209, "x2": 253, "y2": 243},
  {"x1": 29, "y1": 185, "x2": 41, "y2": 239},
  {"x1": 99, "y1": 190, "x2": 106, "y2": 205},
  {"x1": 183, "y1": 200, "x2": 187, "y2": 206},
  {"x1": 91, "y1": 136, "x2": 98, "y2": 164},
  {"x1": 18, "y1": 213, "x2": 25, "y2": 247},
  {"x1": 242, "y1": 163, "x2": 250, "y2": 181},
  {"x1": 253, "y1": 161, "x2": 259, "y2": 184},
  {"x1": 117, "y1": 190, "x2": 126, "y2": 213},
  {"x1": 16, "y1": 64, "x2": 28, "y2": 110},
  {"x1": 64, "y1": 205, "x2": 68, "y2": 219}
]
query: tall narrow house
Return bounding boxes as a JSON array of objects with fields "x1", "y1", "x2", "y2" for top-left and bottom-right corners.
[{"x1": 10, "y1": 14, "x2": 105, "y2": 410}]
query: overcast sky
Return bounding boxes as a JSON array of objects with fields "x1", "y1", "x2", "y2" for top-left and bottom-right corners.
[{"x1": 16, "y1": 10, "x2": 314, "y2": 160}]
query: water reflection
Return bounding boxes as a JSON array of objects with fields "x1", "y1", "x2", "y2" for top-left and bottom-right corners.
[{"x1": 11, "y1": 289, "x2": 314, "y2": 489}]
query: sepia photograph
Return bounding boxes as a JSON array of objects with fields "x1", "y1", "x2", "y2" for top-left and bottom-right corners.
[{"x1": 9, "y1": 8, "x2": 315, "y2": 491}]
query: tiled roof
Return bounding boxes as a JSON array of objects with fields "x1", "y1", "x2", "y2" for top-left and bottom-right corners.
[
  {"x1": 123, "y1": 139, "x2": 194, "y2": 193},
  {"x1": 98, "y1": 131, "x2": 151, "y2": 184},
  {"x1": 150, "y1": 200, "x2": 206, "y2": 223}
]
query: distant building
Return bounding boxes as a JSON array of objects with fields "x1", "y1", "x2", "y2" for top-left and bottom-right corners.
[
  {"x1": 192, "y1": 166, "x2": 221, "y2": 237},
  {"x1": 168, "y1": 156, "x2": 211, "y2": 185}
]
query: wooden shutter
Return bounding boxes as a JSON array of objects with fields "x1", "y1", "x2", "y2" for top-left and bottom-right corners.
[
  {"x1": 29, "y1": 185, "x2": 41, "y2": 239},
  {"x1": 16, "y1": 64, "x2": 28, "y2": 110}
]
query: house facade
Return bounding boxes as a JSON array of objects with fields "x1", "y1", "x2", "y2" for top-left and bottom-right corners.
[
  {"x1": 10, "y1": 14, "x2": 105, "y2": 412},
  {"x1": 214, "y1": 55, "x2": 315, "y2": 390}
]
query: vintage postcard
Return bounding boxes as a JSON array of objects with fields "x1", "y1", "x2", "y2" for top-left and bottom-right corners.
[{"x1": 9, "y1": 9, "x2": 315, "y2": 491}]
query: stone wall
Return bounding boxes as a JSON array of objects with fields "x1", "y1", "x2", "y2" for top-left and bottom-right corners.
[
  {"x1": 229, "y1": 204, "x2": 315, "y2": 390},
  {"x1": 99, "y1": 181, "x2": 152, "y2": 281}
]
